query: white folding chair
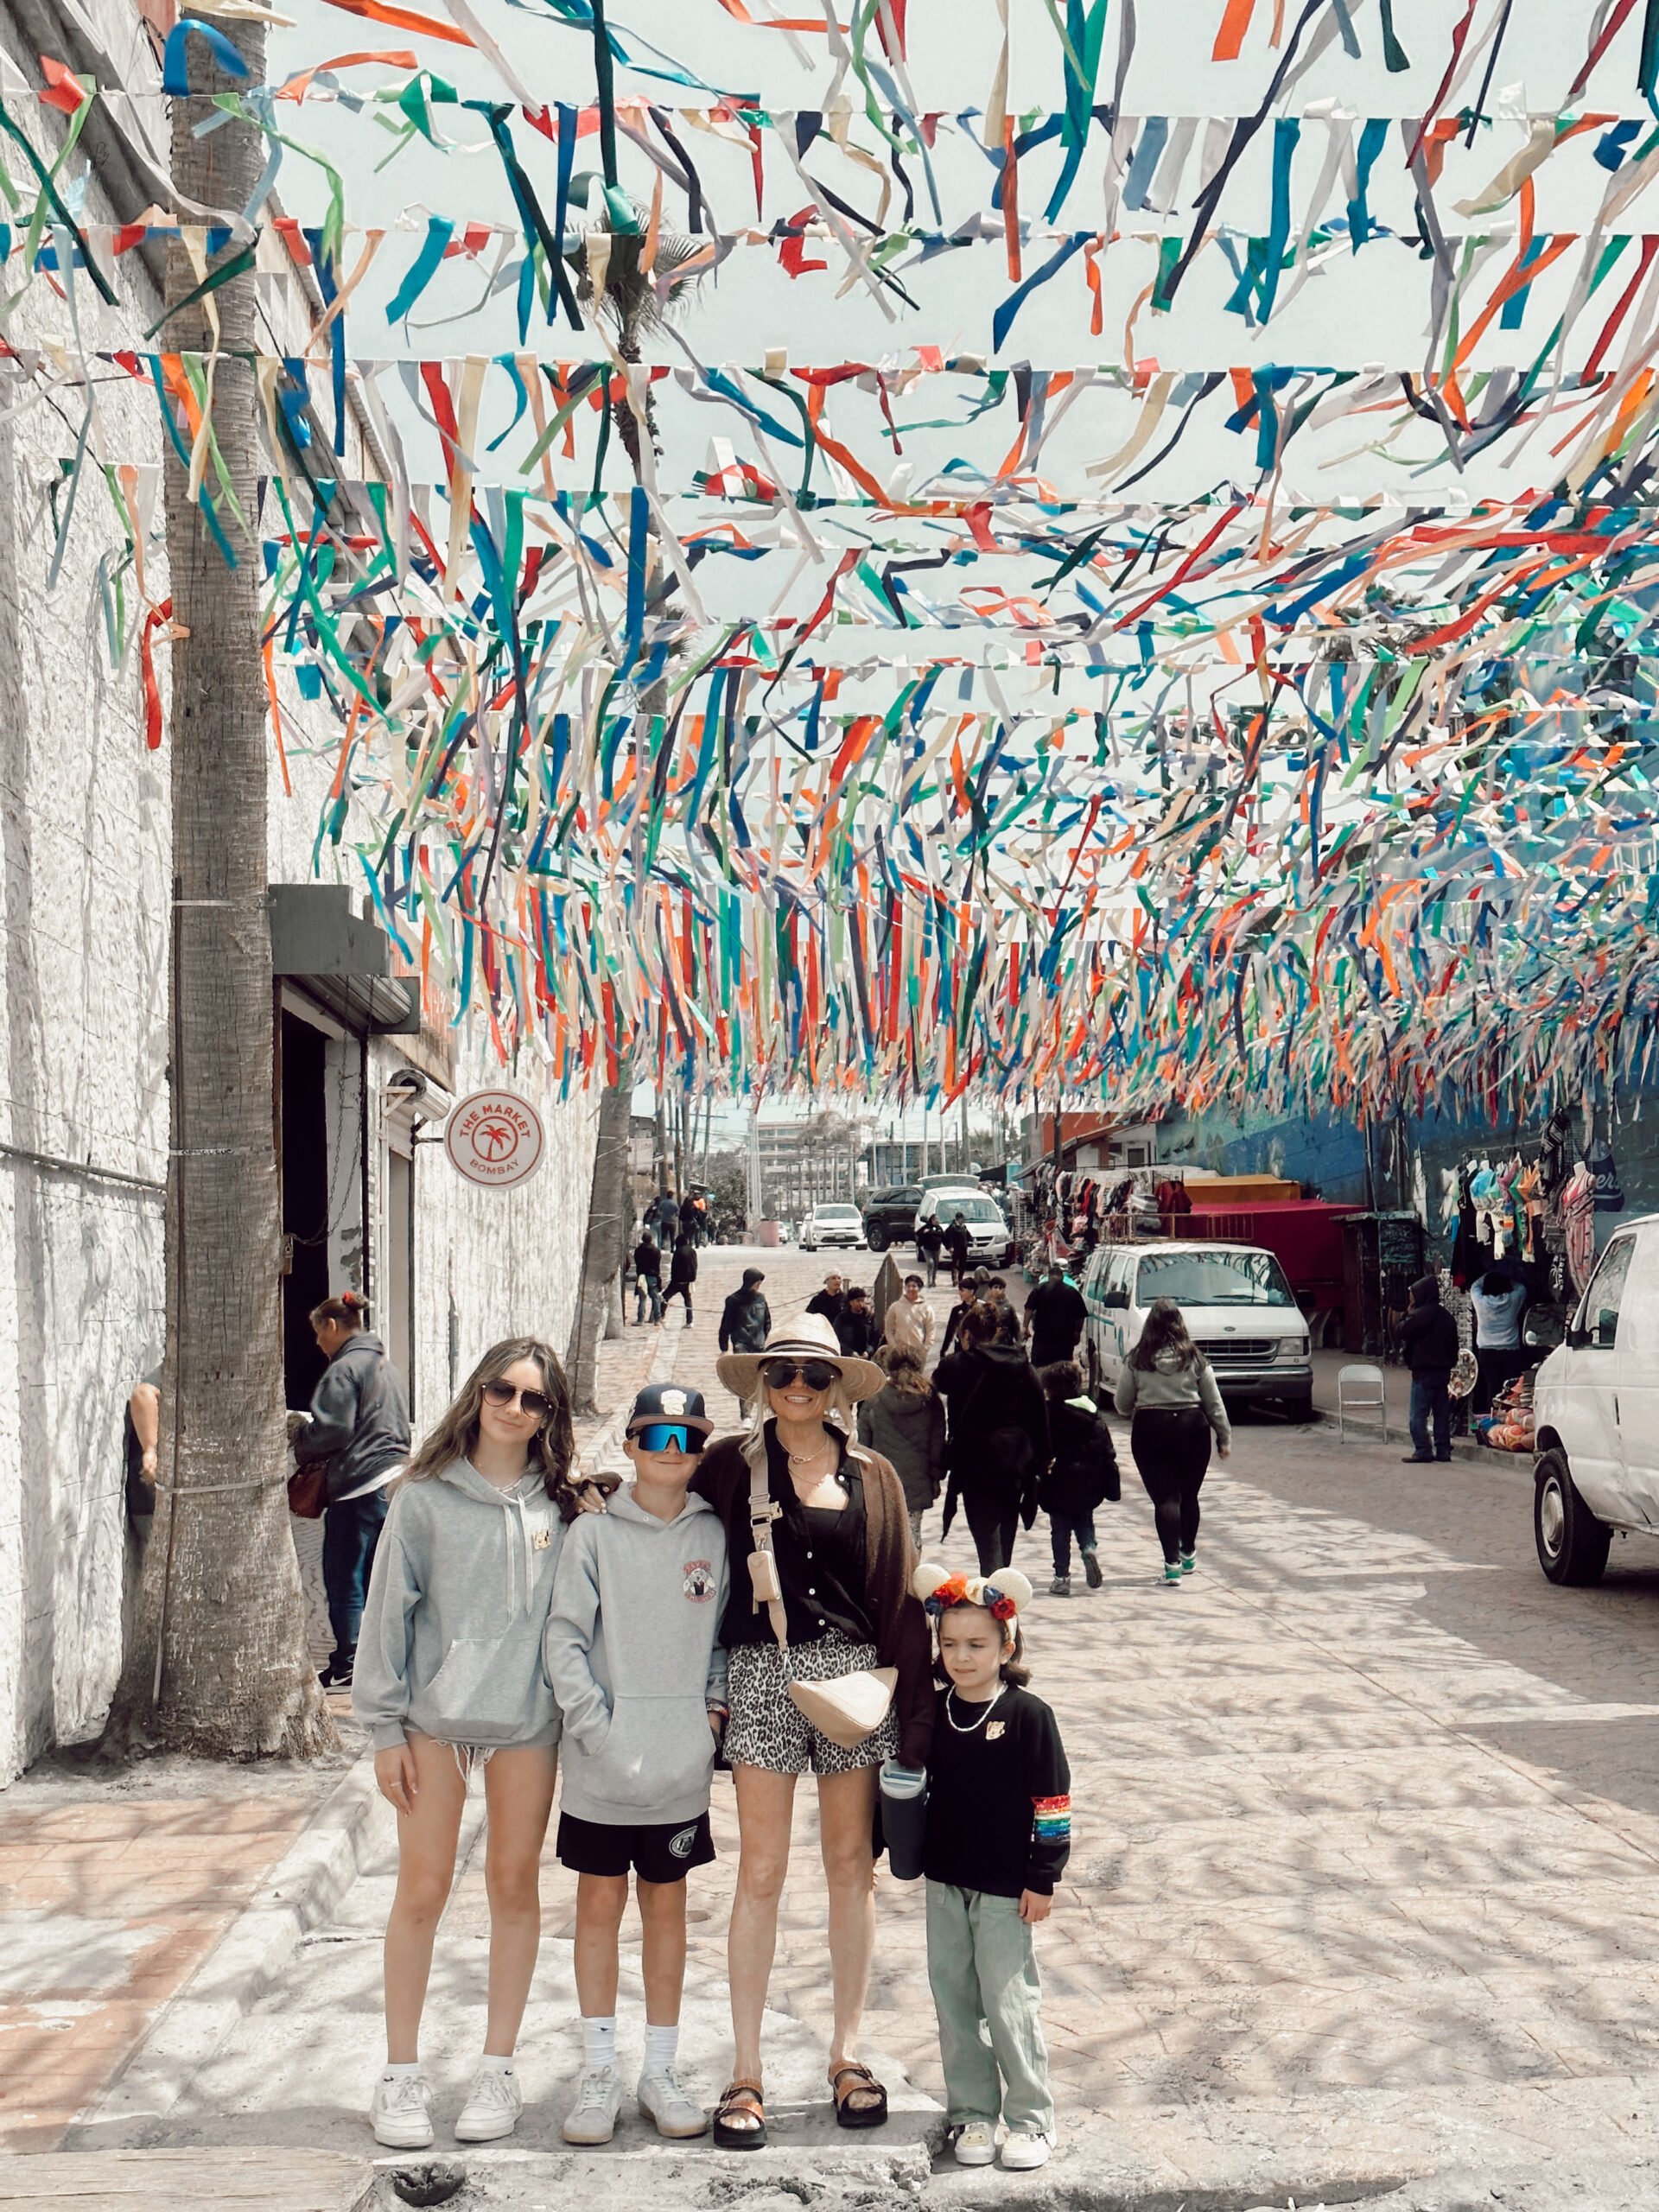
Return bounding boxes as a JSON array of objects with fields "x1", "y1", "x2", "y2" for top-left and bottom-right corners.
[{"x1": 1337, "y1": 1362, "x2": 1388, "y2": 1442}]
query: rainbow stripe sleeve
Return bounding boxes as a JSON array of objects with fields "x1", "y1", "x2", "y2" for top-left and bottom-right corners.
[{"x1": 1033, "y1": 1794, "x2": 1071, "y2": 1843}]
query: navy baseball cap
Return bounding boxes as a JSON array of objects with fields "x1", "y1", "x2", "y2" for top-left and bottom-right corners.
[{"x1": 626, "y1": 1382, "x2": 715, "y2": 1435}]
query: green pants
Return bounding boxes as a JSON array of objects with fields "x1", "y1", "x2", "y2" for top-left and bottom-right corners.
[{"x1": 925, "y1": 1880, "x2": 1054, "y2": 2134}]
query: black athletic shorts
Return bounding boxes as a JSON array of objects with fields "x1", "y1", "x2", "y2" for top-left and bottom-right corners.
[{"x1": 556, "y1": 1809, "x2": 715, "y2": 1884}]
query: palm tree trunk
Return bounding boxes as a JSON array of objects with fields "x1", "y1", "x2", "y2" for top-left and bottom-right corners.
[
  {"x1": 108, "y1": 20, "x2": 331, "y2": 1757},
  {"x1": 567, "y1": 1082, "x2": 635, "y2": 1417}
]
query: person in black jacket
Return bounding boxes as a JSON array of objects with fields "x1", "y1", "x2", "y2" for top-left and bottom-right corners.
[
  {"x1": 718, "y1": 1268, "x2": 772, "y2": 1352},
  {"x1": 293, "y1": 1292, "x2": 410, "y2": 1688},
  {"x1": 939, "y1": 1281, "x2": 978, "y2": 1361},
  {"x1": 1036, "y1": 1362, "x2": 1119, "y2": 1595},
  {"x1": 934, "y1": 1306, "x2": 1048, "y2": 1574},
  {"x1": 835, "y1": 1287, "x2": 877, "y2": 1357},
  {"x1": 632, "y1": 1230, "x2": 664, "y2": 1325},
  {"x1": 944, "y1": 1213, "x2": 973, "y2": 1287},
  {"x1": 664, "y1": 1233, "x2": 698, "y2": 1326},
  {"x1": 1023, "y1": 1266, "x2": 1087, "y2": 1370},
  {"x1": 1398, "y1": 1274, "x2": 1459, "y2": 1464}
]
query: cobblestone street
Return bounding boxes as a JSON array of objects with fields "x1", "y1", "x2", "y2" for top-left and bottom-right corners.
[{"x1": 20, "y1": 1245, "x2": 1659, "y2": 2207}]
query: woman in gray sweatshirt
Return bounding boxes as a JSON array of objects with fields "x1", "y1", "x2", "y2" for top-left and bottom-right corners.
[
  {"x1": 353, "y1": 1337, "x2": 588, "y2": 2154},
  {"x1": 1113, "y1": 1300, "x2": 1231, "y2": 1586}
]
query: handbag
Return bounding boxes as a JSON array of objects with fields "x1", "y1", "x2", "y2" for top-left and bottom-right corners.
[
  {"x1": 287, "y1": 1459, "x2": 328, "y2": 1518},
  {"x1": 748, "y1": 1452, "x2": 896, "y2": 1751}
]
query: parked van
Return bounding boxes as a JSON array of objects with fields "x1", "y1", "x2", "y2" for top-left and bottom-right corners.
[
  {"x1": 1531, "y1": 1213, "x2": 1659, "y2": 1585},
  {"x1": 1080, "y1": 1240, "x2": 1313, "y2": 1421},
  {"x1": 915, "y1": 1187, "x2": 1015, "y2": 1265}
]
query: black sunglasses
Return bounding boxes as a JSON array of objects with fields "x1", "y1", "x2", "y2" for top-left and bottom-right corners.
[
  {"x1": 482, "y1": 1379, "x2": 555, "y2": 1422},
  {"x1": 760, "y1": 1358, "x2": 841, "y2": 1392},
  {"x1": 629, "y1": 1421, "x2": 706, "y2": 1455}
]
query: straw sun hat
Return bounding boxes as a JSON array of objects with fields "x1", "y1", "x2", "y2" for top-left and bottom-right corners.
[{"x1": 715, "y1": 1310, "x2": 886, "y2": 1407}]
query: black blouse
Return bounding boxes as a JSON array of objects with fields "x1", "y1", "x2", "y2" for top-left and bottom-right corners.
[{"x1": 716, "y1": 1425, "x2": 876, "y2": 1649}]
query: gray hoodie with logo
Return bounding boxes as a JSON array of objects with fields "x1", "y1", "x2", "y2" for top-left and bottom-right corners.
[
  {"x1": 353, "y1": 1460, "x2": 568, "y2": 1751},
  {"x1": 543, "y1": 1486, "x2": 729, "y2": 1827}
]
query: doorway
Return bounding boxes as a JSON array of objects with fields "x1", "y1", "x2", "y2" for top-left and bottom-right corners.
[
  {"x1": 280, "y1": 1009, "x2": 331, "y2": 1410},
  {"x1": 385, "y1": 1142, "x2": 414, "y2": 1416}
]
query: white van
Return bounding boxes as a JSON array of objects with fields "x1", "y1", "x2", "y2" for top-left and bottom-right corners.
[
  {"x1": 1080, "y1": 1240, "x2": 1313, "y2": 1421},
  {"x1": 1531, "y1": 1212, "x2": 1659, "y2": 1585},
  {"x1": 915, "y1": 1187, "x2": 1015, "y2": 1265}
]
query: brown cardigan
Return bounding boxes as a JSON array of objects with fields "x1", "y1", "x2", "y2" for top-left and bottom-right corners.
[{"x1": 692, "y1": 1424, "x2": 935, "y2": 1770}]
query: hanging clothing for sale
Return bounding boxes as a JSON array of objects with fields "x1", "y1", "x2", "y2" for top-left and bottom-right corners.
[
  {"x1": 1561, "y1": 1164, "x2": 1596, "y2": 1297},
  {"x1": 1538, "y1": 1108, "x2": 1574, "y2": 1198},
  {"x1": 1587, "y1": 1138, "x2": 1624, "y2": 1213}
]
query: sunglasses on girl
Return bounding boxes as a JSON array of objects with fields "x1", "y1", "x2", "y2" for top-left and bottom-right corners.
[
  {"x1": 481, "y1": 1380, "x2": 555, "y2": 1422},
  {"x1": 628, "y1": 1421, "x2": 707, "y2": 1455},
  {"x1": 760, "y1": 1358, "x2": 841, "y2": 1392}
]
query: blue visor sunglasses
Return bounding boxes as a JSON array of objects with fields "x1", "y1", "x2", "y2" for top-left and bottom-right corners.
[{"x1": 629, "y1": 1421, "x2": 707, "y2": 1454}]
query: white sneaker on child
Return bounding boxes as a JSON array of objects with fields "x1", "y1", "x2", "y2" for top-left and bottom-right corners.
[
  {"x1": 454, "y1": 2062, "x2": 522, "y2": 2142},
  {"x1": 638, "y1": 2064, "x2": 709, "y2": 2138},
  {"x1": 563, "y1": 2063, "x2": 622, "y2": 2144},
  {"x1": 370, "y1": 2069, "x2": 434, "y2": 2148},
  {"x1": 1000, "y1": 2130, "x2": 1052, "y2": 2171},
  {"x1": 951, "y1": 2120, "x2": 998, "y2": 2165}
]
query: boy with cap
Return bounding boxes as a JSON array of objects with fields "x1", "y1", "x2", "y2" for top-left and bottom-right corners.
[{"x1": 544, "y1": 1383, "x2": 729, "y2": 2145}]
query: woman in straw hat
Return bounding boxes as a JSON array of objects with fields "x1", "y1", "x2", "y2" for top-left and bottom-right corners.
[{"x1": 691, "y1": 1312, "x2": 932, "y2": 2150}]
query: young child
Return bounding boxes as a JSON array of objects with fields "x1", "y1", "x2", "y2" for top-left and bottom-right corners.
[
  {"x1": 1035, "y1": 1363, "x2": 1119, "y2": 1597},
  {"x1": 543, "y1": 1383, "x2": 729, "y2": 2146},
  {"x1": 912, "y1": 1564, "x2": 1071, "y2": 2172}
]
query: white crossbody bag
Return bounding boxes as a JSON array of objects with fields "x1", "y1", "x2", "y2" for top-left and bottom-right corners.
[{"x1": 747, "y1": 1452, "x2": 896, "y2": 1750}]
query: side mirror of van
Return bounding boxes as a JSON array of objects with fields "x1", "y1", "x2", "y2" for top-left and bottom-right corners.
[{"x1": 1565, "y1": 1323, "x2": 1591, "y2": 1351}]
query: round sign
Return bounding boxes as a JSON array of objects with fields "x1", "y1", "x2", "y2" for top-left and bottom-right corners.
[{"x1": 443, "y1": 1089, "x2": 546, "y2": 1191}]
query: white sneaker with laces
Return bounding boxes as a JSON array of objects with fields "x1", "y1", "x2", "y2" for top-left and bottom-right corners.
[
  {"x1": 1000, "y1": 2130, "x2": 1052, "y2": 2171},
  {"x1": 637, "y1": 2064, "x2": 708, "y2": 2139},
  {"x1": 371, "y1": 2069, "x2": 435, "y2": 2149},
  {"x1": 951, "y1": 2120, "x2": 998, "y2": 2166},
  {"x1": 563, "y1": 2063, "x2": 622, "y2": 2145},
  {"x1": 454, "y1": 2062, "x2": 523, "y2": 2143}
]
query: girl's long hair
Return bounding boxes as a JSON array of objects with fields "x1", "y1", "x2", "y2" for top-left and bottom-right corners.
[
  {"x1": 1130, "y1": 1295, "x2": 1198, "y2": 1373},
  {"x1": 884, "y1": 1345, "x2": 933, "y2": 1398},
  {"x1": 403, "y1": 1337, "x2": 580, "y2": 1515}
]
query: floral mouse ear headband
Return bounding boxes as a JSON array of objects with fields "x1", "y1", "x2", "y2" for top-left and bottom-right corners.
[{"x1": 912, "y1": 1563, "x2": 1034, "y2": 1622}]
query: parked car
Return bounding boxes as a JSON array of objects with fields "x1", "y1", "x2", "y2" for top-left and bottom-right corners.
[
  {"x1": 1079, "y1": 1240, "x2": 1313, "y2": 1421},
  {"x1": 800, "y1": 1202, "x2": 865, "y2": 1252},
  {"x1": 915, "y1": 1187, "x2": 1016, "y2": 1266},
  {"x1": 861, "y1": 1185, "x2": 924, "y2": 1251},
  {"x1": 1531, "y1": 1216, "x2": 1659, "y2": 1586}
]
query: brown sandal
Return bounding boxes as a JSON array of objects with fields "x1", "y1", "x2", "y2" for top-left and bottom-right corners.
[
  {"x1": 830, "y1": 2060, "x2": 888, "y2": 2129},
  {"x1": 713, "y1": 2078, "x2": 767, "y2": 2150}
]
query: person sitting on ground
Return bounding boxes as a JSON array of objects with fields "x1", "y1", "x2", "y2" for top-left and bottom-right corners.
[
  {"x1": 1398, "y1": 1274, "x2": 1459, "y2": 1464},
  {"x1": 807, "y1": 1273, "x2": 849, "y2": 1328},
  {"x1": 858, "y1": 1344, "x2": 946, "y2": 1549},
  {"x1": 719, "y1": 1268, "x2": 772, "y2": 1354},
  {"x1": 1036, "y1": 1362, "x2": 1119, "y2": 1596},
  {"x1": 836, "y1": 1287, "x2": 878, "y2": 1358},
  {"x1": 884, "y1": 1274, "x2": 935, "y2": 1363}
]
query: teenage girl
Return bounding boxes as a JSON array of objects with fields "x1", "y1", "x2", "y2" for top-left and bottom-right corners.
[
  {"x1": 353, "y1": 1338, "x2": 590, "y2": 2151},
  {"x1": 912, "y1": 1563, "x2": 1071, "y2": 2173},
  {"x1": 1112, "y1": 1299, "x2": 1230, "y2": 1585}
]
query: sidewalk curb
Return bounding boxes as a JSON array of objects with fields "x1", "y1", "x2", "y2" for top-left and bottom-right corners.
[{"x1": 67, "y1": 1755, "x2": 386, "y2": 2146}]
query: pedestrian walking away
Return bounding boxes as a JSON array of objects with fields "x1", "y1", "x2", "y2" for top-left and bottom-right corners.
[
  {"x1": 1470, "y1": 1267, "x2": 1530, "y2": 1414},
  {"x1": 883, "y1": 1274, "x2": 935, "y2": 1364},
  {"x1": 1398, "y1": 1274, "x2": 1459, "y2": 1463},
  {"x1": 911, "y1": 1563, "x2": 1070, "y2": 2172},
  {"x1": 664, "y1": 1232, "x2": 698, "y2": 1325},
  {"x1": 944, "y1": 1213, "x2": 973, "y2": 1286},
  {"x1": 1035, "y1": 1362, "x2": 1119, "y2": 1595},
  {"x1": 353, "y1": 1338, "x2": 598, "y2": 2152},
  {"x1": 1113, "y1": 1299, "x2": 1230, "y2": 1586},
  {"x1": 935, "y1": 1305, "x2": 1048, "y2": 1576},
  {"x1": 543, "y1": 1382, "x2": 728, "y2": 2146},
  {"x1": 632, "y1": 1230, "x2": 665, "y2": 1325},
  {"x1": 292, "y1": 1293, "x2": 410, "y2": 1690},
  {"x1": 718, "y1": 1268, "x2": 772, "y2": 1353},
  {"x1": 694, "y1": 1313, "x2": 933, "y2": 2150},
  {"x1": 1023, "y1": 1264, "x2": 1086, "y2": 1371},
  {"x1": 858, "y1": 1345, "x2": 947, "y2": 1550}
]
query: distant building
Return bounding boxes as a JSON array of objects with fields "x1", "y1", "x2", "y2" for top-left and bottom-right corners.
[
  {"x1": 1023, "y1": 1113, "x2": 1160, "y2": 1172},
  {"x1": 757, "y1": 1120, "x2": 857, "y2": 1220}
]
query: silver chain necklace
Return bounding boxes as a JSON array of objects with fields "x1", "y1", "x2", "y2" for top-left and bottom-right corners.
[{"x1": 945, "y1": 1682, "x2": 1007, "y2": 1734}]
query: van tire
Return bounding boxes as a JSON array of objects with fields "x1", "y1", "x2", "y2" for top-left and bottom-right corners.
[
  {"x1": 1281, "y1": 1391, "x2": 1315, "y2": 1424},
  {"x1": 1535, "y1": 1449, "x2": 1611, "y2": 1586}
]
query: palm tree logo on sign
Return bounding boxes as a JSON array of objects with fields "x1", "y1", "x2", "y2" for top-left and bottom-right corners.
[{"x1": 443, "y1": 1089, "x2": 547, "y2": 1191}]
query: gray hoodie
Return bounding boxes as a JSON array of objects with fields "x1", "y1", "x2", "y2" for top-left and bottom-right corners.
[
  {"x1": 1114, "y1": 1346, "x2": 1231, "y2": 1447},
  {"x1": 353, "y1": 1460, "x2": 568, "y2": 1751},
  {"x1": 543, "y1": 1485, "x2": 728, "y2": 1827}
]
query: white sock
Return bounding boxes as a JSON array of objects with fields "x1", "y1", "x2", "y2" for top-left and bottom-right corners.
[
  {"x1": 478, "y1": 2051, "x2": 514, "y2": 2072},
  {"x1": 385, "y1": 2060, "x2": 422, "y2": 2079},
  {"x1": 581, "y1": 2016, "x2": 617, "y2": 2069},
  {"x1": 644, "y1": 2023, "x2": 679, "y2": 2074}
]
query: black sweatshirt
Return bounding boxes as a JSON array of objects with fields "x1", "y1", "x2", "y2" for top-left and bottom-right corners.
[{"x1": 922, "y1": 1682, "x2": 1071, "y2": 1897}]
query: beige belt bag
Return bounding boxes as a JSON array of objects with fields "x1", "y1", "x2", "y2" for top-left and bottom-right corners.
[{"x1": 749, "y1": 1453, "x2": 896, "y2": 1751}]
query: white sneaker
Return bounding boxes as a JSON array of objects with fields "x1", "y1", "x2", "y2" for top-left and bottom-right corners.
[
  {"x1": 1000, "y1": 2130, "x2": 1052, "y2": 2171},
  {"x1": 951, "y1": 2120, "x2": 998, "y2": 2165},
  {"x1": 454, "y1": 2062, "x2": 523, "y2": 2143},
  {"x1": 637, "y1": 2064, "x2": 708, "y2": 2139},
  {"x1": 563, "y1": 2063, "x2": 622, "y2": 2145},
  {"x1": 371, "y1": 2069, "x2": 435, "y2": 2149}
]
